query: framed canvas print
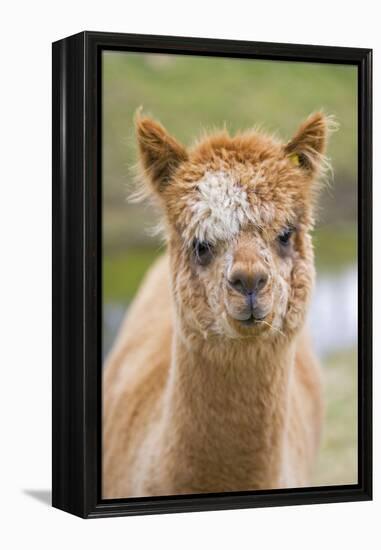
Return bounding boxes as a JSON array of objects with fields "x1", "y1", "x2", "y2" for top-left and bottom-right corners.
[{"x1": 52, "y1": 31, "x2": 372, "y2": 518}]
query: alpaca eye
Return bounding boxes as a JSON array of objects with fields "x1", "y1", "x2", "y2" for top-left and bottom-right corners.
[
  {"x1": 278, "y1": 228, "x2": 293, "y2": 246},
  {"x1": 193, "y1": 239, "x2": 214, "y2": 266}
]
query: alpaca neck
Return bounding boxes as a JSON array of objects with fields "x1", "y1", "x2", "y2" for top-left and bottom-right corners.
[{"x1": 160, "y1": 325, "x2": 295, "y2": 492}]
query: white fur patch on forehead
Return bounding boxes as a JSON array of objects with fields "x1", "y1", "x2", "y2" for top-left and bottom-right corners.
[{"x1": 184, "y1": 171, "x2": 270, "y2": 244}]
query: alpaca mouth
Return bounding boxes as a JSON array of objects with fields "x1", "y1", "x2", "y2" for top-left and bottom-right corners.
[
  {"x1": 226, "y1": 304, "x2": 268, "y2": 327},
  {"x1": 225, "y1": 297, "x2": 270, "y2": 329},
  {"x1": 240, "y1": 314, "x2": 266, "y2": 327}
]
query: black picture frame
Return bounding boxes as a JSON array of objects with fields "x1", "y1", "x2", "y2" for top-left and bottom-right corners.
[{"x1": 52, "y1": 31, "x2": 372, "y2": 519}]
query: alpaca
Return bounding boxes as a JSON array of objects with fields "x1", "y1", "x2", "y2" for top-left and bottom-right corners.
[{"x1": 103, "y1": 112, "x2": 329, "y2": 498}]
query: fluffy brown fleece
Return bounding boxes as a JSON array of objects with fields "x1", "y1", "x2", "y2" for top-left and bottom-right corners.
[{"x1": 102, "y1": 112, "x2": 330, "y2": 498}]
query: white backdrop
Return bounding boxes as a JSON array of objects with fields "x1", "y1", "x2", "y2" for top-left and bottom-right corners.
[{"x1": 0, "y1": 1, "x2": 378, "y2": 548}]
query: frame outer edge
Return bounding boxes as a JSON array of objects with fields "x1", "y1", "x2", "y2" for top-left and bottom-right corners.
[
  {"x1": 358, "y1": 48, "x2": 373, "y2": 499},
  {"x1": 52, "y1": 32, "x2": 87, "y2": 518},
  {"x1": 53, "y1": 32, "x2": 373, "y2": 519}
]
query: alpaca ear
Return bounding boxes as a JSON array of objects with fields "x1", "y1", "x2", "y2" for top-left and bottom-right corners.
[
  {"x1": 284, "y1": 112, "x2": 329, "y2": 173},
  {"x1": 135, "y1": 112, "x2": 188, "y2": 193}
]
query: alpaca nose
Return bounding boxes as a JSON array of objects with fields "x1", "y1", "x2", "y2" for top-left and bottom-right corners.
[{"x1": 228, "y1": 269, "x2": 268, "y2": 296}]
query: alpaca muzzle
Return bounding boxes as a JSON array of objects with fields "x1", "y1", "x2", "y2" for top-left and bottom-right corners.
[
  {"x1": 225, "y1": 262, "x2": 271, "y2": 324},
  {"x1": 226, "y1": 282, "x2": 271, "y2": 325}
]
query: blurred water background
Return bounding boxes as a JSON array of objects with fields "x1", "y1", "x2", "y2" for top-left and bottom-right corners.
[{"x1": 102, "y1": 52, "x2": 358, "y2": 487}]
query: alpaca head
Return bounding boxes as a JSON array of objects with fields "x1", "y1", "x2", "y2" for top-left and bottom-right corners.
[{"x1": 135, "y1": 112, "x2": 331, "y2": 340}]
